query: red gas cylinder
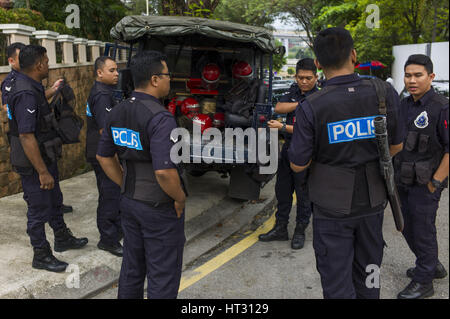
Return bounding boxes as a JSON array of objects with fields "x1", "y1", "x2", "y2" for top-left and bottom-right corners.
[
  {"x1": 213, "y1": 112, "x2": 225, "y2": 128},
  {"x1": 167, "y1": 101, "x2": 177, "y2": 116},
  {"x1": 192, "y1": 114, "x2": 213, "y2": 134},
  {"x1": 181, "y1": 97, "x2": 200, "y2": 115}
]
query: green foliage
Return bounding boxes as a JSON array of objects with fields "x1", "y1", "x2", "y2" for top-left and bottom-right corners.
[
  {"x1": 13, "y1": 0, "x2": 128, "y2": 41},
  {"x1": 0, "y1": 8, "x2": 71, "y2": 35},
  {"x1": 287, "y1": 67, "x2": 295, "y2": 75},
  {"x1": 286, "y1": 0, "x2": 449, "y2": 76},
  {"x1": 184, "y1": 2, "x2": 213, "y2": 18},
  {"x1": 247, "y1": 0, "x2": 444, "y2": 87},
  {"x1": 273, "y1": 39, "x2": 287, "y2": 71},
  {"x1": 212, "y1": 0, "x2": 276, "y2": 28}
]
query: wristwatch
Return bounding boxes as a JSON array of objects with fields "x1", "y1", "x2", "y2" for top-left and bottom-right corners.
[
  {"x1": 281, "y1": 123, "x2": 286, "y2": 133},
  {"x1": 431, "y1": 178, "x2": 443, "y2": 189}
]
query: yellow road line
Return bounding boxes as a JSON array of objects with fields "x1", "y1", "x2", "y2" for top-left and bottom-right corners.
[
  {"x1": 179, "y1": 196, "x2": 297, "y2": 293},
  {"x1": 179, "y1": 213, "x2": 276, "y2": 292}
]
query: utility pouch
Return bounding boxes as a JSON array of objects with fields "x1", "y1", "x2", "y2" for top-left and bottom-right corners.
[
  {"x1": 405, "y1": 131, "x2": 419, "y2": 152},
  {"x1": 415, "y1": 160, "x2": 433, "y2": 185},
  {"x1": 418, "y1": 134, "x2": 430, "y2": 154},
  {"x1": 365, "y1": 161, "x2": 387, "y2": 208},
  {"x1": 43, "y1": 137, "x2": 62, "y2": 162},
  {"x1": 8, "y1": 134, "x2": 33, "y2": 168},
  {"x1": 400, "y1": 162, "x2": 415, "y2": 185},
  {"x1": 308, "y1": 162, "x2": 355, "y2": 215},
  {"x1": 41, "y1": 113, "x2": 55, "y2": 132}
]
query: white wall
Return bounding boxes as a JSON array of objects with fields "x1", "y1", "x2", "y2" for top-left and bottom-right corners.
[{"x1": 392, "y1": 42, "x2": 449, "y2": 93}]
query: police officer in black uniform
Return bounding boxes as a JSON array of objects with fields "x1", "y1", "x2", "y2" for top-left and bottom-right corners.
[
  {"x1": 96, "y1": 51, "x2": 186, "y2": 299},
  {"x1": 86, "y1": 56, "x2": 123, "y2": 256},
  {"x1": 7, "y1": 45, "x2": 88, "y2": 272},
  {"x1": 2, "y1": 42, "x2": 73, "y2": 214},
  {"x1": 289, "y1": 28, "x2": 405, "y2": 299},
  {"x1": 259, "y1": 58, "x2": 317, "y2": 249},
  {"x1": 395, "y1": 54, "x2": 448, "y2": 299}
]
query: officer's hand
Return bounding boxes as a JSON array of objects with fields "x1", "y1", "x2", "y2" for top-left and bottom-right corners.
[
  {"x1": 427, "y1": 181, "x2": 436, "y2": 193},
  {"x1": 39, "y1": 171, "x2": 55, "y2": 190},
  {"x1": 52, "y1": 78, "x2": 64, "y2": 91},
  {"x1": 267, "y1": 120, "x2": 282, "y2": 129},
  {"x1": 174, "y1": 200, "x2": 185, "y2": 218}
]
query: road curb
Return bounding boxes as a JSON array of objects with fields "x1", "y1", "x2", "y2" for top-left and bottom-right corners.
[{"x1": 6, "y1": 180, "x2": 277, "y2": 299}]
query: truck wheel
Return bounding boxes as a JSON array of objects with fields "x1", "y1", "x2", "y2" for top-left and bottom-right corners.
[{"x1": 228, "y1": 167, "x2": 261, "y2": 200}]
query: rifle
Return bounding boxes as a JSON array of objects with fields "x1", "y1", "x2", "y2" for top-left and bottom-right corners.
[
  {"x1": 374, "y1": 116, "x2": 404, "y2": 232},
  {"x1": 370, "y1": 78, "x2": 404, "y2": 232}
]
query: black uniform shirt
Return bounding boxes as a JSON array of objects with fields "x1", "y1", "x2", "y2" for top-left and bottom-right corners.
[
  {"x1": 289, "y1": 74, "x2": 405, "y2": 166},
  {"x1": 8, "y1": 71, "x2": 45, "y2": 134},
  {"x1": 279, "y1": 83, "x2": 318, "y2": 142},
  {"x1": 1, "y1": 69, "x2": 18, "y2": 106},
  {"x1": 88, "y1": 81, "x2": 116, "y2": 130},
  {"x1": 401, "y1": 88, "x2": 449, "y2": 153},
  {"x1": 97, "y1": 91, "x2": 178, "y2": 171}
]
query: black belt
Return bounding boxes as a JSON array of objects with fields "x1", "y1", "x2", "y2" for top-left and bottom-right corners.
[{"x1": 124, "y1": 194, "x2": 174, "y2": 209}]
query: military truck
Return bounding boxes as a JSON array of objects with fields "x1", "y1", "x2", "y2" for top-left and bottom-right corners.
[{"x1": 109, "y1": 16, "x2": 284, "y2": 200}]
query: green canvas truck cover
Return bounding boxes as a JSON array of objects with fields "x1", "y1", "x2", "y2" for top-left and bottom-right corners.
[{"x1": 110, "y1": 15, "x2": 278, "y2": 53}]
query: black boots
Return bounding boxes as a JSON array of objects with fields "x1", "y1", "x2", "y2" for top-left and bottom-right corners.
[
  {"x1": 97, "y1": 241, "x2": 123, "y2": 257},
  {"x1": 291, "y1": 223, "x2": 308, "y2": 250},
  {"x1": 54, "y1": 227, "x2": 88, "y2": 252},
  {"x1": 32, "y1": 245, "x2": 68, "y2": 273},
  {"x1": 406, "y1": 261, "x2": 447, "y2": 280},
  {"x1": 32, "y1": 228, "x2": 87, "y2": 272},
  {"x1": 258, "y1": 221, "x2": 289, "y2": 242},
  {"x1": 258, "y1": 220, "x2": 308, "y2": 250},
  {"x1": 397, "y1": 280, "x2": 434, "y2": 299}
]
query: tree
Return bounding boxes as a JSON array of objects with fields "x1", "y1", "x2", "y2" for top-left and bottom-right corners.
[
  {"x1": 273, "y1": 39, "x2": 287, "y2": 71},
  {"x1": 212, "y1": 0, "x2": 276, "y2": 28},
  {"x1": 14, "y1": 0, "x2": 128, "y2": 41},
  {"x1": 309, "y1": 0, "x2": 449, "y2": 76}
]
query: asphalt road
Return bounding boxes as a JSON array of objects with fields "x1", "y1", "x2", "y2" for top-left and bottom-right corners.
[
  {"x1": 178, "y1": 188, "x2": 449, "y2": 300},
  {"x1": 93, "y1": 188, "x2": 448, "y2": 300}
]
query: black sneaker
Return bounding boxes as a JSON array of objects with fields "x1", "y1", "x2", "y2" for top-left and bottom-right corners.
[{"x1": 97, "y1": 241, "x2": 123, "y2": 257}]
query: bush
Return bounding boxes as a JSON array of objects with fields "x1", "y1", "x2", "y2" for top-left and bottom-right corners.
[
  {"x1": 287, "y1": 67, "x2": 295, "y2": 75},
  {"x1": 0, "y1": 8, "x2": 72, "y2": 36}
]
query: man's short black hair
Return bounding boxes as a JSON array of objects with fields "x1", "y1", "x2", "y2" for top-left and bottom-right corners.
[
  {"x1": 19, "y1": 45, "x2": 47, "y2": 72},
  {"x1": 94, "y1": 56, "x2": 116, "y2": 77},
  {"x1": 313, "y1": 27, "x2": 354, "y2": 69},
  {"x1": 404, "y1": 54, "x2": 433, "y2": 74},
  {"x1": 129, "y1": 51, "x2": 167, "y2": 89},
  {"x1": 296, "y1": 58, "x2": 317, "y2": 74},
  {"x1": 6, "y1": 42, "x2": 26, "y2": 59}
]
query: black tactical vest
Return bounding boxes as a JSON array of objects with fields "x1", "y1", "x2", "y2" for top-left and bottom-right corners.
[
  {"x1": 8, "y1": 76, "x2": 61, "y2": 173},
  {"x1": 306, "y1": 80, "x2": 387, "y2": 215},
  {"x1": 86, "y1": 81, "x2": 116, "y2": 161},
  {"x1": 106, "y1": 96, "x2": 174, "y2": 204},
  {"x1": 394, "y1": 92, "x2": 448, "y2": 187}
]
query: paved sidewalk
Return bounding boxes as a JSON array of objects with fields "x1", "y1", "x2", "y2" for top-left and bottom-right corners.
[{"x1": 0, "y1": 170, "x2": 276, "y2": 299}]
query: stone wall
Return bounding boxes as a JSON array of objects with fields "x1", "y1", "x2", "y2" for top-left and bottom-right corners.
[{"x1": 0, "y1": 62, "x2": 126, "y2": 198}]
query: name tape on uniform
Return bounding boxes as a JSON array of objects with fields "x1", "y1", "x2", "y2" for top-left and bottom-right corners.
[
  {"x1": 327, "y1": 115, "x2": 377, "y2": 144},
  {"x1": 111, "y1": 127, "x2": 143, "y2": 150}
]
